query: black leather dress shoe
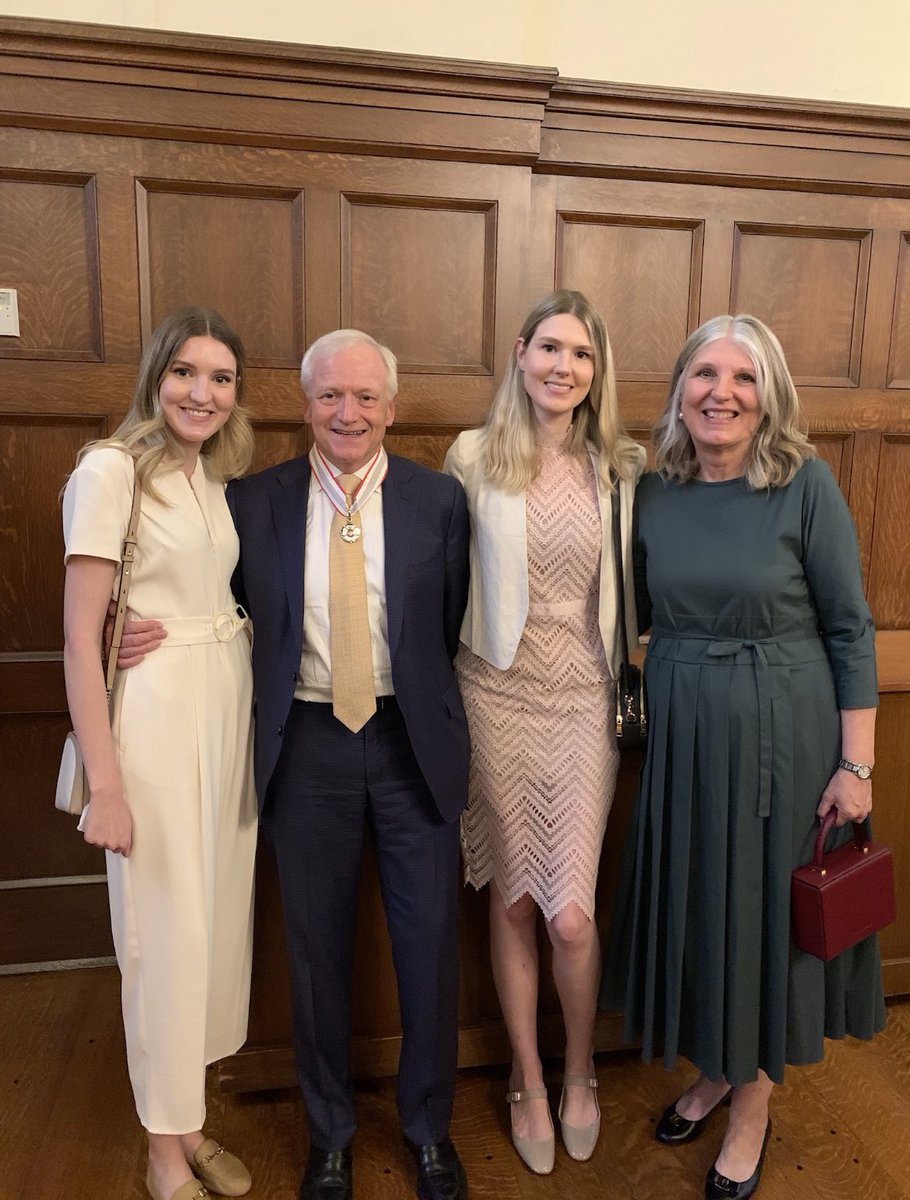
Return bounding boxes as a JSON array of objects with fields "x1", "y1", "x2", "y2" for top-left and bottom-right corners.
[
  {"x1": 704, "y1": 1120, "x2": 771, "y2": 1199},
  {"x1": 412, "y1": 1138, "x2": 468, "y2": 1200},
  {"x1": 655, "y1": 1088, "x2": 731, "y2": 1145},
  {"x1": 299, "y1": 1146, "x2": 353, "y2": 1200}
]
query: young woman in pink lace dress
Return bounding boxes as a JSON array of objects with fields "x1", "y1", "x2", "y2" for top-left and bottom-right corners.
[{"x1": 444, "y1": 290, "x2": 644, "y2": 1175}]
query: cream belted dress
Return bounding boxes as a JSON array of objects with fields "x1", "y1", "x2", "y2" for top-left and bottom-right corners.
[{"x1": 63, "y1": 446, "x2": 257, "y2": 1134}]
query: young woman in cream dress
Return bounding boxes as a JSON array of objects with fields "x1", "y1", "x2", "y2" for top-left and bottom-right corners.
[{"x1": 62, "y1": 308, "x2": 258, "y2": 1200}]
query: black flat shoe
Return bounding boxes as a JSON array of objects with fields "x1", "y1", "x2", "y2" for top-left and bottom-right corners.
[
  {"x1": 655, "y1": 1088, "x2": 732, "y2": 1145},
  {"x1": 704, "y1": 1120, "x2": 772, "y2": 1199},
  {"x1": 412, "y1": 1137, "x2": 468, "y2": 1200},
  {"x1": 299, "y1": 1146, "x2": 353, "y2": 1200}
]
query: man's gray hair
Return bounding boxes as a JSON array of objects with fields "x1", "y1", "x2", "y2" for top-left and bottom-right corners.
[{"x1": 300, "y1": 329, "x2": 398, "y2": 398}]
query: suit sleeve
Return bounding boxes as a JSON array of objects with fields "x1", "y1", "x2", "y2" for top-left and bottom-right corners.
[
  {"x1": 226, "y1": 479, "x2": 249, "y2": 612},
  {"x1": 443, "y1": 475, "x2": 470, "y2": 663}
]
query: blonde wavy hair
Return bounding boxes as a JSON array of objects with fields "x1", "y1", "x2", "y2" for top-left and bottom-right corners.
[
  {"x1": 77, "y1": 307, "x2": 254, "y2": 498},
  {"x1": 654, "y1": 313, "x2": 815, "y2": 489},
  {"x1": 481, "y1": 290, "x2": 640, "y2": 492}
]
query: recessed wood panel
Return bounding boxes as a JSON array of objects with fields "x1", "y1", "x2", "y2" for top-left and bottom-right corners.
[
  {"x1": 556, "y1": 214, "x2": 703, "y2": 379},
  {"x1": 887, "y1": 232, "x2": 910, "y2": 388},
  {"x1": 810, "y1": 433, "x2": 852, "y2": 492},
  {"x1": 138, "y1": 182, "x2": 304, "y2": 369},
  {"x1": 342, "y1": 195, "x2": 495, "y2": 374},
  {"x1": 384, "y1": 426, "x2": 462, "y2": 471},
  {"x1": 0, "y1": 173, "x2": 101, "y2": 361},
  {"x1": 0, "y1": 883, "x2": 113, "y2": 965},
  {"x1": 731, "y1": 224, "x2": 870, "y2": 385},
  {"x1": 249, "y1": 421, "x2": 309, "y2": 473},
  {"x1": 0, "y1": 416, "x2": 105, "y2": 654},
  {"x1": 867, "y1": 436, "x2": 910, "y2": 629},
  {"x1": 0, "y1": 713, "x2": 108, "y2": 880}
]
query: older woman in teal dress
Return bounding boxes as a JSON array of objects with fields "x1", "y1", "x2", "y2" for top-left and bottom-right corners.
[{"x1": 602, "y1": 314, "x2": 883, "y2": 1200}]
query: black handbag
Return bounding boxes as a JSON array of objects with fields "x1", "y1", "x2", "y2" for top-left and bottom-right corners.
[{"x1": 611, "y1": 476, "x2": 647, "y2": 751}]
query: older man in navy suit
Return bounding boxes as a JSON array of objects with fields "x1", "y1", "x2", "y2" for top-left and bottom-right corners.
[{"x1": 229, "y1": 330, "x2": 470, "y2": 1200}]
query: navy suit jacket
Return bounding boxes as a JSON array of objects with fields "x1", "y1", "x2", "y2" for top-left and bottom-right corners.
[{"x1": 227, "y1": 452, "x2": 471, "y2": 823}]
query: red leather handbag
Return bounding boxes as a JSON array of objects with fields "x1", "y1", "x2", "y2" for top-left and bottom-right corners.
[{"x1": 791, "y1": 810, "x2": 896, "y2": 961}]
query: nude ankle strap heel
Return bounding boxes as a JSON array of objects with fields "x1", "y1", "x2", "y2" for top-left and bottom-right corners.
[
  {"x1": 558, "y1": 1073, "x2": 601, "y2": 1161},
  {"x1": 506, "y1": 1085, "x2": 555, "y2": 1175}
]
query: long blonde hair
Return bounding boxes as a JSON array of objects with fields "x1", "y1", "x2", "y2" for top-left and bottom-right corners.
[
  {"x1": 78, "y1": 307, "x2": 254, "y2": 497},
  {"x1": 653, "y1": 313, "x2": 814, "y2": 489},
  {"x1": 482, "y1": 289, "x2": 640, "y2": 492}
]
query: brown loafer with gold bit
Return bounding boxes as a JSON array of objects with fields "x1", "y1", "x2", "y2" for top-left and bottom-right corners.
[{"x1": 189, "y1": 1140, "x2": 252, "y2": 1197}]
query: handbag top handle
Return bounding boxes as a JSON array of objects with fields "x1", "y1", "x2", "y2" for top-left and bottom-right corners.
[{"x1": 812, "y1": 809, "x2": 869, "y2": 869}]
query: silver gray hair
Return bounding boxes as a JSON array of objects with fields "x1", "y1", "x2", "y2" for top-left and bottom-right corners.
[
  {"x1": 300, "y1": 329, "x2": 398, "y2": 399},
  {"x1": 653, "y1": 313, "x2": 815, "y2": 489}
]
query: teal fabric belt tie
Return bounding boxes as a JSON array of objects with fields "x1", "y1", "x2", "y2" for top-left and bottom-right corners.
[{"x1": 706, "y1": 639, "x2": 773, "y2": 818}]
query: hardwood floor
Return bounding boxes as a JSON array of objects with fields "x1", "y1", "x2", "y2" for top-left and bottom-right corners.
[{"x1": 2, "y1": 967, "x2": 908, "y2": 1200}]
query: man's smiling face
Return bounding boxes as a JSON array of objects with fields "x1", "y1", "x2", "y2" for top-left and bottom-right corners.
[{"x1": 302, "y1": 342, "x2": 396, "y2": 473}]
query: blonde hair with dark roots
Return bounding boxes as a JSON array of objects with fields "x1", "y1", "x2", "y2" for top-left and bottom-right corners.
[
  {"x1": 482, "y1": 289, "x2": 641, "y2": 492},
  {"x1": 653, "y1": 313, "x2": 815, "y2": 489},
  {"x1": 78, "y1": 307, "x2": 254, "y2": 497}
]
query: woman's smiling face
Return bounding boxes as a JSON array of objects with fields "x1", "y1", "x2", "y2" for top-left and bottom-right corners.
[{"x1": 680, "y1": 335, "x2": 762, "y2": 475}]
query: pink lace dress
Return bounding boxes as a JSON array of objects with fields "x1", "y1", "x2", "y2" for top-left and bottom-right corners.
[{"x1": 456, "y1": 437, "x2": 619, "y2": 920}]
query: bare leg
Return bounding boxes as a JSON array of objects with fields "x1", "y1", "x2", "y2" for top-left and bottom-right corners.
[
  {"x1": 146, "y1": 1131, "x2": 198, "y2": 1199},
  {"x1": 546, "y1": 902, "x2": 599, "y2": 1128},
  {"x1": 714, "y1": 1072, "x2": 774, "y2": 1182},
  {"x1": 675, "y1": 1072, "x2": 732, "y2": 1120},
  {"x1": 489, "y1": 885, "x2": 552, "y2": 1142}
]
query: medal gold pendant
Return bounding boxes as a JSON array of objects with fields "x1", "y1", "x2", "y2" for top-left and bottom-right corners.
[{"x1": 340, "y1": 521, "x2": 361, "y2": 544}]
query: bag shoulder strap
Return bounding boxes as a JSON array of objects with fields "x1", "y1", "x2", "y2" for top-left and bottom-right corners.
[
  {"x1": 104, "y1": 472, "x2": 142, "y2": 699},
  {"x1": 611, "y1": 472, "x2": 632, "y2": 675}
]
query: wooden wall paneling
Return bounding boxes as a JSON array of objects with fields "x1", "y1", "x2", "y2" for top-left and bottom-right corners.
[
  {"x1": 341, "y1": 193, "x2": 496, "y2": 375},
  {"x1": 136, "y1": 180, "x2": 305, "y2": 367},
  {"x1": 875, "y1": 691, "x2": 910, "y2": 996},
  {"x1": 858, "y1": 227, "x2": 902, "y2": 389},
  {"x1": 248, "y1": 421, "x2": 309, "y2": 472},
  {"x1": 302, "y1": 185, "x2": 343, "y2": 346},
  {"x1": 730, "y1": 223, "x2": 871, "y2": 386},
  {"x1": 0, "y1": 170, "x2": 102, "y2": 361},
  {"x1": 810, "y1": 432, "x2": 854, "y2": 494},
  {"x1": 886, "y1": 232, "x2": 910, "y2": 388},
  {"x1": 384, "y1": 426, "x2": 464, "y2": 471},
  {"x1": 847, "y1": 430, "x2": 883, "y2": 592},
  {"x1": 555, "y1": 211, "x2": 703, "y2": 379},
  {"x1": 866, "y1": 436, "x2": 910, "y2": 629},
  {"x1": 0, "y1": 415, "x2": 106, "y2": 652}
]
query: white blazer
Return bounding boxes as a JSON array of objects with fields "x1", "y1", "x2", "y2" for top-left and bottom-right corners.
[{"x1": 443, "y1": 428, "x2": 645, "y2": 674}]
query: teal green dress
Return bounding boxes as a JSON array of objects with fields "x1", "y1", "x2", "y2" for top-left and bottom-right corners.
[{"x1": 601, "y1": 458, "x2": 884, "y2": 1085}]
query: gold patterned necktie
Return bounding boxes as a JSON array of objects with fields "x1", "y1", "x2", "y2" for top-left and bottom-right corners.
[{"x1": 329, "y1": 474, "x2": 376, "y2": 732}]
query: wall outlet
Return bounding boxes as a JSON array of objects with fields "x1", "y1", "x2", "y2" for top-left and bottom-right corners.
[{"x1": 0, "y1": 289, "x2": 20, "y2": 336}]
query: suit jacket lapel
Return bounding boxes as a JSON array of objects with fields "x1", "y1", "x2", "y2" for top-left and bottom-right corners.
[
  {"x1": 382, "y1": 456, "x2": 417, "y2": 661},
  {"x1": 271, "y1": 457, "x2": 311, "y2": 655}
]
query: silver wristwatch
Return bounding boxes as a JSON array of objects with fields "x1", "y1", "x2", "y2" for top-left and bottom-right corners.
[{"x1": 837, "y1": 757, "x2": 873, "y2": 781}]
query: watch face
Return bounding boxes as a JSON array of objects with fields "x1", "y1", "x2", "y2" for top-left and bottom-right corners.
[{"x1": 857, "y1": 764, "x2": 872, "y2": 780}]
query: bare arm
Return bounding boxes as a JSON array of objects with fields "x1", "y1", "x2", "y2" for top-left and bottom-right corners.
[
  {"x1": 817, "y1": 707, "x2": 876, "y2": 827},
  {"x1": 64, "y1": 556, "x2": 133, "y2": 855}
]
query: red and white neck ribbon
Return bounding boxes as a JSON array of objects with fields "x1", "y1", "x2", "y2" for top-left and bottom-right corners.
[{"x1": 309, "y1": 445, "x2": 389, "y2": 518}]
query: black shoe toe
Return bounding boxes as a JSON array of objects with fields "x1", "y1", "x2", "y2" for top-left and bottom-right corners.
[
  {"x1": 299, "y1": 1146, "x2": 353, "y2": 1200},
  {"x1": 412, "y1": 1138, "x2": 468, "y2": 1200}
]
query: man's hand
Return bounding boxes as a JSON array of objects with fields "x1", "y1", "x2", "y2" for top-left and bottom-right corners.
[{"x1": 104, "y1": 600, "x2": 167, "y2": 668}]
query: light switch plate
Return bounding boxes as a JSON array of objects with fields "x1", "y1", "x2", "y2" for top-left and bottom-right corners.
[{"x1": 0, "y1": 289, "x2": 20, "y2": 336}]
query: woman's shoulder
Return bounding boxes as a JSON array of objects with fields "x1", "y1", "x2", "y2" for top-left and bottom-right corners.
[
  {"x1": 447, "y1": 427, "x2": 486, "y2": 461},
  {"x1": 73, "y1": 444, "x2": 135, "y2": 483}
]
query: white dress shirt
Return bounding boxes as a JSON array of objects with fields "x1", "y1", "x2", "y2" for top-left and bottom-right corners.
[{"x1": 295, "y1": 461, "x2": 394, "y2": 701}]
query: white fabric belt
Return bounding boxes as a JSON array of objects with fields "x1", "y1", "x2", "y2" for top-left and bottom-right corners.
[{"x1": 158, "y1": 610, "x2": 249, "y2": 646}]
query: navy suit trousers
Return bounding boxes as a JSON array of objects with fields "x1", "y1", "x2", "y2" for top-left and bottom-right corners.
[{"x1": 262, "y1": 697, "x2": 461, "y2": 1151}]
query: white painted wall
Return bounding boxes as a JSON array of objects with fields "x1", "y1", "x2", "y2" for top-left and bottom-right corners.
[{"x1": 5, "y1": 0, "x2": 910, "y2": 108}]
